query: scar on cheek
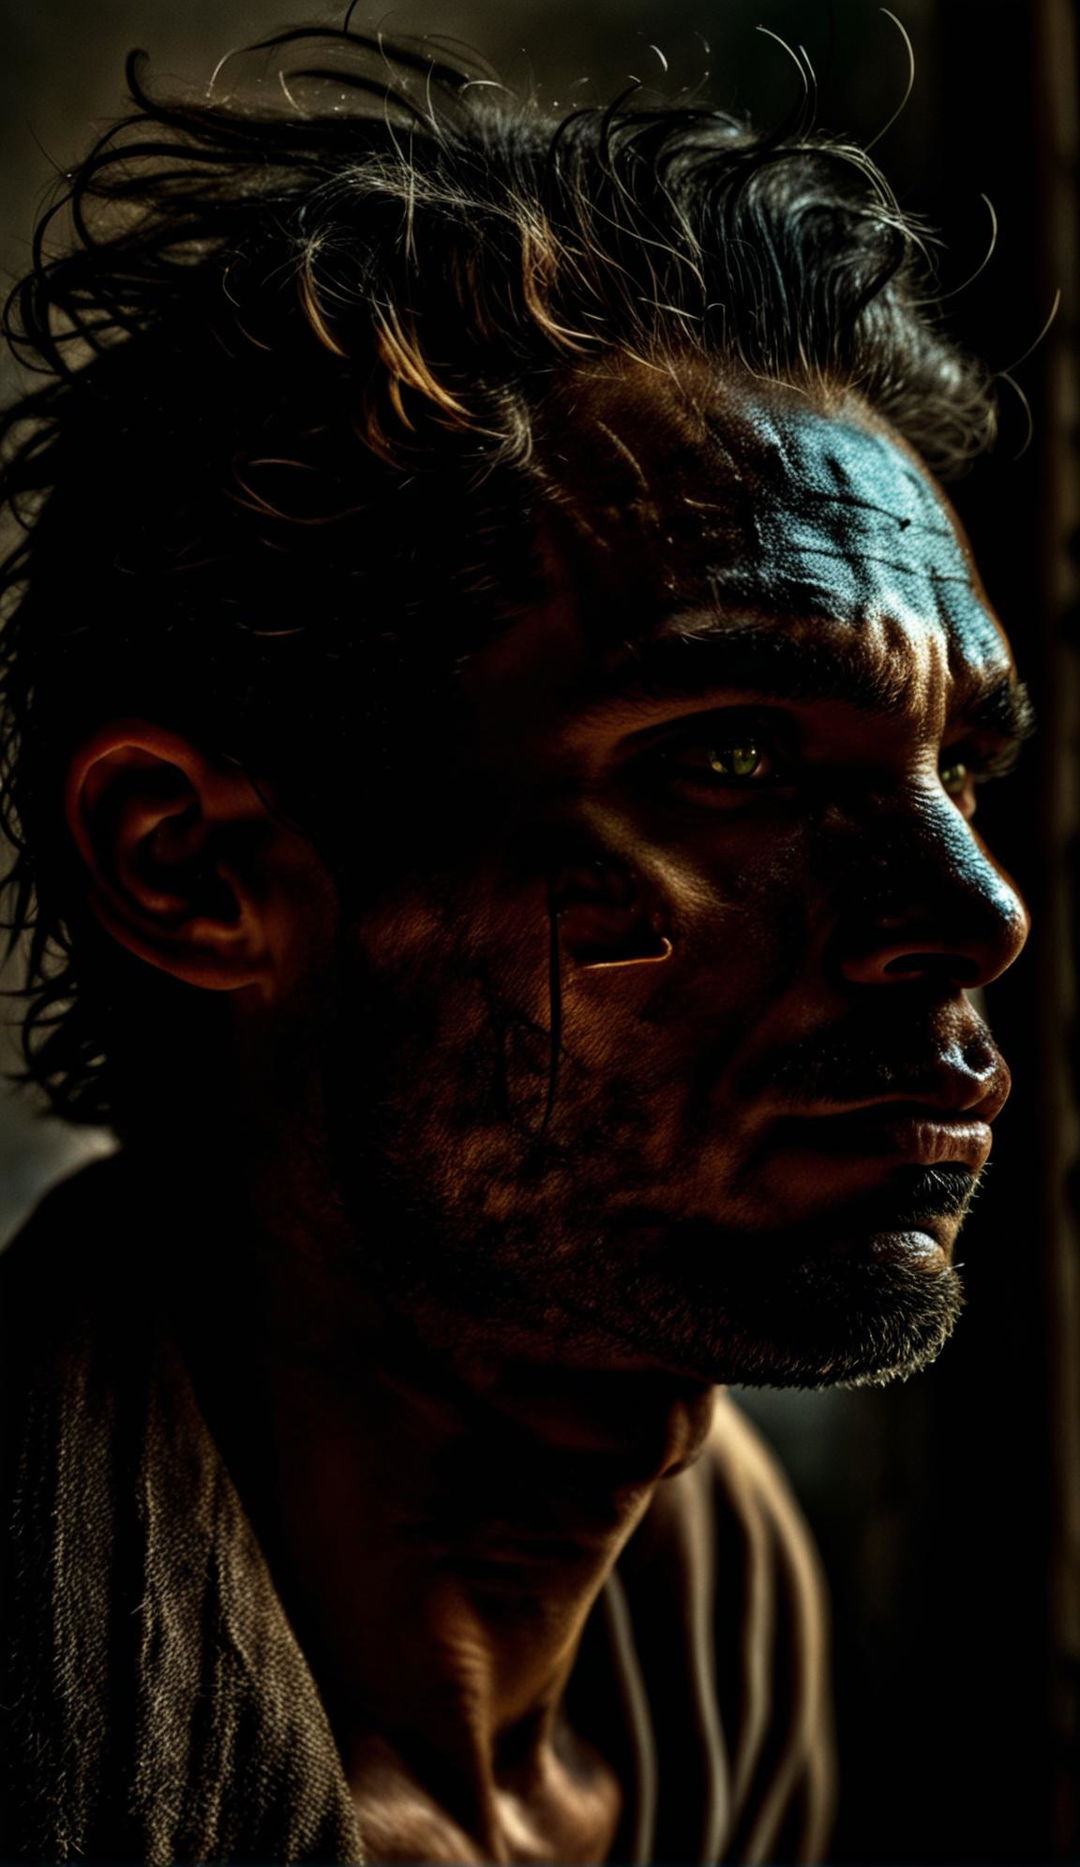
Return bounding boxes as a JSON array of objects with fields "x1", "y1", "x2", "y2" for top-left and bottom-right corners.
[
  {"x1": 549, "y1": 850, "x2": 675, "y2": 970},
  {"x1": 578, "y1": 934, "x2": 673, "y2": 970}
]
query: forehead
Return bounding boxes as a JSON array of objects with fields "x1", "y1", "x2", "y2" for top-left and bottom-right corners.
[{"x1": 521, "y1": 363, "x2": 1011, "y2": 693}]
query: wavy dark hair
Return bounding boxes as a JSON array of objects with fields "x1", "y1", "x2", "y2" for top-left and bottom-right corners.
[{"x1": 0, "y1": 19, "x2": 997, "y2": 1136}]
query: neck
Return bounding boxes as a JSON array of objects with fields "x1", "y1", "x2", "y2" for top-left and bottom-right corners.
[
  {"x1": 142, "y1": 1141, "x2": 716, "y2": 1859},
  {"x1": 260, "y1": 1336, "x2": 713, "y2": 1753}
]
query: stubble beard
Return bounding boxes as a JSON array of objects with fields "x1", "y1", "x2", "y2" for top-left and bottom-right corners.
[{"x1": 316, "y1": 948, "x2": 969, "y2": 1392}]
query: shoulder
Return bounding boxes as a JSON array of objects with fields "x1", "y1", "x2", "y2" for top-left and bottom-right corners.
[
  {"x1": 0, "y1": 1142, "x2": 141, "y2": 1321},
  {"x1": 1, "y1": 1149, "x2": 128, "y2": 1294},
  {"x1": 0, "y1": 1149, "x2": 141, "y2": 1445}
]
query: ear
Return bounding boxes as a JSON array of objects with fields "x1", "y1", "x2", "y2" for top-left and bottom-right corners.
[{"x1": 64, "y1": 720, "x2": 335, "y2": 996}]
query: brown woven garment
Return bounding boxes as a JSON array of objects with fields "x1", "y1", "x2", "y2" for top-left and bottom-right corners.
[
  {"x1": 0, "y1": 1158, "x2": 364, "y2": 1866},
  {"x1": 0, "y1": 1155, "x2": 835, "y2": 1867}
]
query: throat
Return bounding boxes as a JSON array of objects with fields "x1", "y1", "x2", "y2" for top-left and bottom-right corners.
[
  {"x1": 305, "y1": 1424, "x2": 652, "y2": 1864},
  {"x1": 172, "y1": 1218, "x2": 715, "y2": 1861},
  {"x1": 255, "y1": 1346, "x2": 711, "y2": 1732}
]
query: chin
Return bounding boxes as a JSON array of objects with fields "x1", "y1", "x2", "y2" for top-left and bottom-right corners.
[
  {"x1": 682, "y1": 1167, "x2": 974, "y2": 1388},
  {"x1": 604, "y1": 1249, "x2": 966, "y2": 1391},
  {"x1": 586, "y1": 1177, "x2": 975, "y2": 1389},
  {"x1": 708, "y1": 1249, "x2": 967, "y2": 1390}
]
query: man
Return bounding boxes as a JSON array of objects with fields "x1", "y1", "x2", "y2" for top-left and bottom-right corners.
[{"x1": 0, "y1": 21, "x2": 1031, "y2": 1864}]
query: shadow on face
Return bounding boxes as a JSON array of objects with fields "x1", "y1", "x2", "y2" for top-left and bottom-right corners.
[{"x1": 290, "y1": 363, "x2": 1034, "y2": 1388}]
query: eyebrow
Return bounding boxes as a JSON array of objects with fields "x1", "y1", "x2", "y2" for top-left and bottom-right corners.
[{"x1": 605, "y1": 621, "x2": 1037, "y2": 742}]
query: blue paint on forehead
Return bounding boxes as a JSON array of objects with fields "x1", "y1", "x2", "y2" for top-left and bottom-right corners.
[
  {"x1": 539, "y1": 376, "x2": 1011, "y2": 682},
  {"x1": 698, "y1": 400, "x2": 1002, "y2": 661}
]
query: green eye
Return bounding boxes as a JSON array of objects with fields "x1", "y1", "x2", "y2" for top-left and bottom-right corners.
[
  {"x1": 940, "y1": 758, "x2": 969, "y2": 796},
  {"x1": 709, "y1": 743, "x2": 765, "y2": 778}
]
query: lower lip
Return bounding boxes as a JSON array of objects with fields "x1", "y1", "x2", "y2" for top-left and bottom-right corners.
[
  {"x1": 787, "y1": 1112, "x2": 993, "y2": 1171},
  {"x1": 833, "y1": 1226, "x2": 950, "y2": 1267}
]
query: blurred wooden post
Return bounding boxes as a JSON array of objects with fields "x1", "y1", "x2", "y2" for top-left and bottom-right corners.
[{"x1": 1034, "y1": 0, "x2": 1080, "y2": 1852}]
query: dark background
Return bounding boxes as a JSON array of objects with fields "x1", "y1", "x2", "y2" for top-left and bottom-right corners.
[{"x1": 2, "y1": 1, "x2": 1078, "y2": 1859}]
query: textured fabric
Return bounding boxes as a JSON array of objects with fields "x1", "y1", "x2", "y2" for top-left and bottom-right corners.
[
  {"x1": 0, "y1": 1155, "x2": 835, "y2": 1864},
  {"x1": 611, "y1": 1395, "x2": 835, "y2": 1865},
  {"x1": 0, "y1": 1170, "x2": 362, "y2": 1866}
]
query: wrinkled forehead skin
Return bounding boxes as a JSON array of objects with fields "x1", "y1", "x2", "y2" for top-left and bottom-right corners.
[{"x1": 526, "y1": 359, "x2": 1010, "y2": 682}]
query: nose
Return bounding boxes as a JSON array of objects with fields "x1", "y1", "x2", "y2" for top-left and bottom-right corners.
[{"x1": 833, "y1": 801, "x2": 1030, "y2": 991}]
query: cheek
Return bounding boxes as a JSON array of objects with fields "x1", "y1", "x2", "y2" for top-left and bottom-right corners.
[
  {"x1": 537, "y1": 833, "x2": 825, "y2": 1180},
  {"x1": 348, "y1": 881, "x2": 560, "y2": 1143},
  {"x1": 567, "y1": 832, "x2": 822, "y2": 1045},
  {"x1": 684, "y1": 839, "x2": 819, "y2": 977},
  {"x1": 338, "y1": 826, "x2": 827, "y2": 1212}
]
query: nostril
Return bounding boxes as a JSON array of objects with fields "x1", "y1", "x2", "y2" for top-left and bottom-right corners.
[{"x1": 832, "y1": 841, "x2": 1029, "y2": 992}]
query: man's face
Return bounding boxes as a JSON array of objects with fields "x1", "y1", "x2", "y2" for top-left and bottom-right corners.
[{"x1": 318, "y1": 365, "x2": 1030, "y2": 1389}]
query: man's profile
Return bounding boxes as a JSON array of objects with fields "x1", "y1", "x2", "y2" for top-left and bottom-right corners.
[{"x1": 0, "y1": 20, "x2": 1032, "y2": 1864}]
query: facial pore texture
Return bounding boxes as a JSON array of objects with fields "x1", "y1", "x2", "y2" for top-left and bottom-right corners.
[{"x1": 308, "y1": 368, "x2": 1026, "y2": 1390}]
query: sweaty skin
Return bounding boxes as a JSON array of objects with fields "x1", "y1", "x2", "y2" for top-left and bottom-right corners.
[
  {"x1": 297, "y1": 367, "x2": 1028, "y2": 1384},
  {"x1": 72, "y1": 365, "x2": 1030, "y2": 1862}
]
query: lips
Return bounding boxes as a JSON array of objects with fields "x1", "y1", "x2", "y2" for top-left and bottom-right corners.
[
  {"x1": 731, "y1": 1027, "x2": 1010, "y2": 1224},
  {"x1": 756, "y1": 1038, "x2": 1009, "y2": 1198},
  {"x1": 794, "y1": 1103, "x2": 993, "y2": 1170},
  {"x1": 753, "y1": 1032, "x2": 1011, "y2": 1124}
]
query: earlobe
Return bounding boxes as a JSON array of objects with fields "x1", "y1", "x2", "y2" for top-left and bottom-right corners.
[{"x1": 64, "y1": 721, "x2": 282, "y2": 995}]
